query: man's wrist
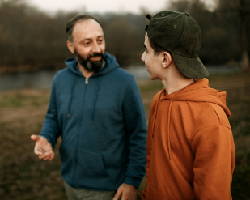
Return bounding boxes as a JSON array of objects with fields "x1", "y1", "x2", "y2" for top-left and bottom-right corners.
[{"x1": 124, "y1": 177, "x2": 142, "y2": 189}]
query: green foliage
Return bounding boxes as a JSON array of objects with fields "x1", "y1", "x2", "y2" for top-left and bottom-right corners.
[
  {"x1": 232, "y1": 162, "x2": 250, "y2": 200},
  {"x1": 0, "y1": 96, "x2": 22, "y2": 107},
  {"x1": 0, "y1": 91, "x2": 50, "y2": 108},
  {"x1": 138, "y1": 80, "x2": 162, "y2": 92}
]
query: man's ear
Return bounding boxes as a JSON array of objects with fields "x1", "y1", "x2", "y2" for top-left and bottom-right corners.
[
  {"x1": 162, "y1": 52, "x2": 172, "y2": 69},
  {"x1": 66, "y1": 40, "x2": 74, "y2": 54}
]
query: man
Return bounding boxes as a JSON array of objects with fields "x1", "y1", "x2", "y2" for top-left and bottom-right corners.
[
  {"x1": 141, "y1": 11, "x2": 235, "y2": 199},
  {"x1": 31, "y1": 14, "x2": 147, "y2": 200}
]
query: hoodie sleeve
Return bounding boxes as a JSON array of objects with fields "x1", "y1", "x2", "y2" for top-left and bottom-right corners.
[
  {"x1": 40, "y1": 75, "x2": 61, "y2": 148},
  {"x1": 122, "y1": 77, "x2": 147, "y2": 188},
  {"x1": 192, "y1": 125, "x2": 235, "y2": 199}
]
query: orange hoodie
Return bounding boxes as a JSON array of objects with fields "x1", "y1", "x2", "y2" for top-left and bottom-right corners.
[{"x1": 142, "y1": 79, "x2": 235, "y2": 200}]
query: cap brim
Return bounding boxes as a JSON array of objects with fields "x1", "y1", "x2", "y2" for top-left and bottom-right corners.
[{"x1": 172, "y1": 53, "x2": 209, "y2": 79}]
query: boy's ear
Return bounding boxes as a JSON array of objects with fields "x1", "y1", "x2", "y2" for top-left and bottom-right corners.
[
  {"x1": 66, "y1": 40, "x2": 74, "y2": 54},
  {"x1": 162, "y1": 52, "x2": 172, "y2": 69}
]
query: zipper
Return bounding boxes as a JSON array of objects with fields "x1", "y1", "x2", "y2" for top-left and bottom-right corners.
[{"x1": 85, "y1": 78, "x2": 89, "y2": 84}]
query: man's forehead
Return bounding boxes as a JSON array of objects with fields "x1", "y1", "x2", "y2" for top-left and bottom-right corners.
[{"x1": 73, "y1": 19, "x2": 103, "y2": 37}]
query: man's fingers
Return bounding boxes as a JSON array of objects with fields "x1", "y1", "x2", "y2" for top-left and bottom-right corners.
[
  {"x1": 34, "y1": 147, "x2": 53, "y2": 157},
  {"x1": 44, "y1": 151, "x2": 54, "y2": 158},
  {"x1": 112, "y1": 190, "x2": 121, "y2": 200},
  {"x1": 34, "y1": 148, "x2": 42, "y2": 156},
  {"x1": 37, "y1": 151, "x2": 54, "y2": 161},
  {"x1": 35, "y1": 151, "x2": 42, "y2": 156},
  {"x1": 31, "y1": 134, "x2": 40, "y2": 141},
  {"x1": 43, "y1": 155, "x2": 51, "y2": 161},
  {"x1": 40, "y1": 154, "x2": 54, "y2": 161},
  {"x1": 48, "y1": 154, "x2": 54, "y2": 161},
  {"x1": 39, "y1": 155, "x2": 45, "y2": 160}
]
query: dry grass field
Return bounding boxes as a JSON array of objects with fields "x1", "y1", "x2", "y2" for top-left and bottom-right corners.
[{"x1": 0, "y1": 71, "x2": 250, "y2": 200}]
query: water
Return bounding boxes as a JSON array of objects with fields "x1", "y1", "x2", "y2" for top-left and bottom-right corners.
[
  {"x1": 0, "y1": 66, "x2": 241, "y2": 91},
  {"x1": 0, "y1": 70, "x2": 56, "y2": 91},
  {"x1": 206, "y1": 66, "x2": 241, "y2": 74}
]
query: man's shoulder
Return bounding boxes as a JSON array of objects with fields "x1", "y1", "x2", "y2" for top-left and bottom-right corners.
[
  {"x1": 108, "y1": 67, "x2": 135, "y2": 81},
  {"x1": 53, "y1": 67, "x2": 71, "y2": 79},
  {"x1": 112, "y1": 67, "x2": 132, "y2": 75}
]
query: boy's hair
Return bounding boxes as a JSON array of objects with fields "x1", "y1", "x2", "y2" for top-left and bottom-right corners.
[{"x1": 148, "y1": 37, "x2": 171, "y2": 55}]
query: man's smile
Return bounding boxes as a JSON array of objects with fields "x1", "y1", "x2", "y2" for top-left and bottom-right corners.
[{"x1": 89, "y1": 56, "x2": 101, "y2": 62}]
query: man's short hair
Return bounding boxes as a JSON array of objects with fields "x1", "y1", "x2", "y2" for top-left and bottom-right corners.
[{"x1": 66, "y1": 14, "x2": 102, "y2": 42}]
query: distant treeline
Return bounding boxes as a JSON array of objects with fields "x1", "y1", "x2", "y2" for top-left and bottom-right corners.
[{"x1": 0, "y1": 0, "x2": 249, "y2": 72}]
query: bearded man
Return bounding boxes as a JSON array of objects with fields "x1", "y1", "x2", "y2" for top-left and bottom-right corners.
[{"x1": 31, "y1": 14, "x2": 147, "y2": 200}]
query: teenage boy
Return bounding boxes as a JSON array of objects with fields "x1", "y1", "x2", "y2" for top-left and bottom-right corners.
[{"x1": 141, "y1": 11, "x2": 235, "y2": 200}]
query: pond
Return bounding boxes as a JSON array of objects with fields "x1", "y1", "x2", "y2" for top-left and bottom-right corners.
[{"x1": 0, "y1": 65, "x2": 241, "y2": 91}]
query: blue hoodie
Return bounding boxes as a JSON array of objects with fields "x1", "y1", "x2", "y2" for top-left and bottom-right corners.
[{"x1": 40, "y1": 52, "x2": 147, "y2": 190}]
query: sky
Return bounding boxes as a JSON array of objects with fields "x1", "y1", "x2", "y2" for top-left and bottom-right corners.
[
  {"x1": 27, "y1": 0, "x2": 216, "y2": 14},
  {"x1": 27, "y1": 0, "x2": 171, "y2": 14}
]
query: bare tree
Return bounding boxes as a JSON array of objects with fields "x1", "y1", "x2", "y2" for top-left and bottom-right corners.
[
  {"x1": 215, "y1": 0, "x2": 250, "y2": 71},
  {"x1": 240, "y1": 0, "x2": 249, "y2": 71}
]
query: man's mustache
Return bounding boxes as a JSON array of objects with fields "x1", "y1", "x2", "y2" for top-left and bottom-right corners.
[{"x1": 87, "y1": 53, "x2": 104, "y2": 59}]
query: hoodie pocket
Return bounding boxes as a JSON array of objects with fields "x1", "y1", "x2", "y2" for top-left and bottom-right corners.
[
  {"x1": 60, "y1": 146, "x2": 110, "y2": 189},
  {"x1": 77, "y1": 148, "x2": 110, "y2": 188}
]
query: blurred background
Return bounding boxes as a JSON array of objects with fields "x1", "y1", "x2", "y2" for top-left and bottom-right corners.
[{"x1": 0, "y1": 0, "x2": 250, "y2": 199}]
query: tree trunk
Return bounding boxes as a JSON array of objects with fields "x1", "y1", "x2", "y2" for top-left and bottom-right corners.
[{"x1": 240, "y1": 0, "x2": 249, "y2": 71}]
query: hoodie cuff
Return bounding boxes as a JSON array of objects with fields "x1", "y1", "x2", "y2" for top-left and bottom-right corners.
[{"x1": 124, "y1": 177, "x2": 143, "y2": 189}]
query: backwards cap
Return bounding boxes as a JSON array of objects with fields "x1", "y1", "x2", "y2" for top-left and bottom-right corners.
[{"x1": 146, "y1": 11, "x2": 209, "y2": 79}]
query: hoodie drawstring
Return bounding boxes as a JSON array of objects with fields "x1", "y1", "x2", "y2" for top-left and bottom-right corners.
[
  {"x1": 166, "y1": 100, "x2": 173, "y2": 160},
  {"x1": 91, "y1": 75, "x2": 101, "y2": 123},
  {"x1": 152, "y1": 90, "x2": 173, "y2": 160},
  {"x1": 67, "y1": 76, "x2": 75, "y2": 118}
]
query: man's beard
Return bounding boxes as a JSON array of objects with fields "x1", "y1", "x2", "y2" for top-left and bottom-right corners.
[{"x1": 74, "y1": 48, "x2": 105, "y2": 73}]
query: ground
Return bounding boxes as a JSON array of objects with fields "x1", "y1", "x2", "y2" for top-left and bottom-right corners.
[{"x1": 0, "y1": 72, "x2": 250, "y2": 200}]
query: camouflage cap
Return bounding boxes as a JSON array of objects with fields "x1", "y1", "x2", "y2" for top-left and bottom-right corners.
[{"x1": 146, "y1": 11, "x2": 209, "y2": 79}]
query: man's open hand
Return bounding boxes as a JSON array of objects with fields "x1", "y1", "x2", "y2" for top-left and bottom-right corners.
[{"x1": 31, "y1": 135, "x2": 54, "y2": 161}]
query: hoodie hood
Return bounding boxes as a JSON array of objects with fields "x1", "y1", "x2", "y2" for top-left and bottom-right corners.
[
  {"x1": 160, "y1": 78, "x2": 231, "y2": 116},
  {"x1": 65, "y1": 52, "x2": 119, "y2": 76}
]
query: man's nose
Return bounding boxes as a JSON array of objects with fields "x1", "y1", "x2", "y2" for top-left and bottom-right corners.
[
  {"x1": 92, "y1": 42, "x2": 101, "y2": 53},
  {"x1": 141, "y1": 52, "x2": 145, "y2": 62}
]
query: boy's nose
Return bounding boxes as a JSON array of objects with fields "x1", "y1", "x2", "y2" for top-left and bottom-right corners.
[{"x1": 141, "y1": 52, "x2": 146, "y2": 62}]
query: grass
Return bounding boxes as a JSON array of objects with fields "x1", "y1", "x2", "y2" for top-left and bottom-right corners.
[
  {"x1": 0, "y1": 90, "x2": 50, "y2": 108},
  {"x1": 0, "y1": 71, "x2": 250, "y2": 199}
]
